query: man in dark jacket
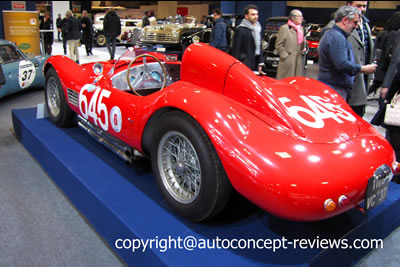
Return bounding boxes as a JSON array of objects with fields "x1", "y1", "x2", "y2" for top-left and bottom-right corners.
[
  {"x1": 231, "y1": 4, "x2": 264, "y2": 72},
  {"x1": 64, "y1": 10, "x2": 82, "y2": 63},
  {"x1": 103, "y1": 8, "x2": 121, "y2": 60},
  {"x1": 40, "y1": 12, "x2": 53, "y2": 55},
  {"x1": 318, "y1": 6, "x2": 376, "y2": 101},
  {"x1": 81, "y1": 10, "x2": 93, "y2": 56},
  {"x1": 58, "y1": 16, "x2": 67, "y2": 54},
  {"x1": 56, "y1": 14, "x2": 62, "y2": 41},
  {"x1": 142, "y1": 10, "x2": 151, "y2": 28},
  {"x1": 210, "y1": 8, "x2": 227, "y2": 51}
]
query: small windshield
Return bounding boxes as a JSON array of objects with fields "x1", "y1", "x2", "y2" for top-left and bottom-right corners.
[
  {"x1": 108, "y1": 47, "x2": 149, "y2": 76},
  {"x1": 165, "y1": 15, "x2": 197, "y2": 25}
]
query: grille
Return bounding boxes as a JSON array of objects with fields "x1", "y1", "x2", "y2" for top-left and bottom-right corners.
[
  {"x1": 146, "y1": 32, "x2": 172, "y2": 41},
  {"x1": 67, "y1": 88, "x2": 79, "y2": 107}
]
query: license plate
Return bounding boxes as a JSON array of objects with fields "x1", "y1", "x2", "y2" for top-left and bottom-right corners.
[{"x1": 364, "y1": 176, "x2": 390, "y2": 211}]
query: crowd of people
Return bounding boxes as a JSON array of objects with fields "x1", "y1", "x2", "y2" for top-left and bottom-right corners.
[{"x1": 41, "y1": 9, "x2": 93, "y2": 63}]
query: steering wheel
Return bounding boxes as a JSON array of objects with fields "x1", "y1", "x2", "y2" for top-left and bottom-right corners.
[{"x1": 127, "y1": 54, "x2": 167, "y2": 96}]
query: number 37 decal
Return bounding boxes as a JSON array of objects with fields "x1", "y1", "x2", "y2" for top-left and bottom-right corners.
[{"x1": 279, "y1": 95, "x2": 356, "y2": 129}]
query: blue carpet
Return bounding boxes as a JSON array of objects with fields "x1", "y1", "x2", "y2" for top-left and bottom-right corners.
[{"x1": 12, "y1": 107, "x2": 400, "y2": 266}]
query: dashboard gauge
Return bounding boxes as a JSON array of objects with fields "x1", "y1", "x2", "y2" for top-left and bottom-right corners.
[{"x1": 151, "y1": 71, "x2": 162, "y2": 82}]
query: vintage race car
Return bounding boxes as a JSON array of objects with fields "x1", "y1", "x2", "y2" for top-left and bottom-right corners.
[
  {"x1": 0, "y1": 39, "x2": 48, "y2": 99},
  {"x1": 44, "y1": 43, "x2": 398, "y2": 222}
]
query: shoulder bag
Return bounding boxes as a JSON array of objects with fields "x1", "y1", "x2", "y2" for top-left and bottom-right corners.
[{"x1": 384, "y1": 91, "x2": 400, "y2": 126}]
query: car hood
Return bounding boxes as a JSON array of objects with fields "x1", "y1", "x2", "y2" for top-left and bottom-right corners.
[{"x1": 144, "y1": 24, "x2": 204, "y2": 32}]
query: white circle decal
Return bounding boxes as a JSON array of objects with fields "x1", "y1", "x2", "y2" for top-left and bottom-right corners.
[
  {"x1": 19, "y1": 60, "x2": 36, "y2": 88},
  {"x1": 110, "y1": 106, "x2": 122, "y2": 133}
]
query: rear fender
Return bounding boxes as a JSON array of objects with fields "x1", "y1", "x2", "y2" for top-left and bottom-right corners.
[{"x1": 141, "y1": 81, "x2": 395, "y2": 221}]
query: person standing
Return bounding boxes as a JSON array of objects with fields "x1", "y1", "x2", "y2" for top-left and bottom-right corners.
[
  {"x1": 63, "y1": 10, "x2": 82, "y2": 64},
  {"x1": 275, "y1": 9, "x2": 307, "y2": 79},
  {"x1": 231, "y1": 4, "x2": 264, "y2": 72},
  {"x1": 346, "y1": 1, "x2": 374, "y2": 117},
  {"x1": 56, "y1": 14, "x2": 62, "y2": 41},
  {"x1": 81, "y1": 10, "x2": 93, "y2": 56},
  {"x1": 377, "y1": 30, "x2": 400, "y2": 182},
  {"x1": 39, "y1": 12, "x2": 53, "y2": 55},
  {"x1": 58, "y1": 15, "x2": 68, "y2": 54},
  {"x1": 210, "y1": 8, "x2": 227, "y2": 51},
  {"x1": 370, "y1": 12, "x2": 400, "y2": 126},
  {"x1": 142, "y1": 10, "x2": 151, "y2": 28},
  {"x1": 318, "y1": 6, "x2": 376, "y2": 101},
  {"x1": 103, "y1": 8, "x2": 121, "y2": 60}
]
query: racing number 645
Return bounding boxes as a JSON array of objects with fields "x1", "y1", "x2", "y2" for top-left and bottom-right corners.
[
  {"x1": 279, "y1": 95, "x2": 356, "y2": 129},
  {"x1": 79, "y1": 86, "x2": 111, "y2": 131}
]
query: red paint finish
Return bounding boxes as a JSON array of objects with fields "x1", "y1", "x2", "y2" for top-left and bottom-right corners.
[{"x1": 45, "y1": 43, "x2": 395, "y2": 221}]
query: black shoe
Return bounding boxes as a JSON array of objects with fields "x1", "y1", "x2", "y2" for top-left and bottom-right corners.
[
  {"x1": 64, "y1": 51, "x2": 67, "y2": 55},
  {"x1": 76, "y1": 60, "x2": 80, "y2": 64}
]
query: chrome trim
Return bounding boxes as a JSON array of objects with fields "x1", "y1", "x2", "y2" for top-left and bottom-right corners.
[
  {"x1": 373, "y1": 164, "x2": 393, "y2": 181},
  {"x1": 77, "y1": 115, "x2": 144, "y2": 163}
]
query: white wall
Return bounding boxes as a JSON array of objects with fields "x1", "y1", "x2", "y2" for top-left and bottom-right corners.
[{"x1": 52, "y1": 1, "x2": 70, "y2": 40}]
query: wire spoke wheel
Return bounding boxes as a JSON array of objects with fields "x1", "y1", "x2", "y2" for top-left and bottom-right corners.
[
  {"x1": 44, "y1": 68, "x2": 75, "y2": 127},
  {"x1": 151, "y1": 111, "x2": 232, "y2": 221},
  {"x1": 46, "y1": 76, "x2": 61, "y2": 117},
  {"x1": 158, "y1": 131, "x2": 201, "y2": 204}
]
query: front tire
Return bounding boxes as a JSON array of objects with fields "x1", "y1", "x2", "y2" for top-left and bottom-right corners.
[
  {"x1": 151, "y1": 111, "x2": 232, "y2": 222},
  {"x1": 44, "y1": 67, "x2": 75, "y2": 127}
]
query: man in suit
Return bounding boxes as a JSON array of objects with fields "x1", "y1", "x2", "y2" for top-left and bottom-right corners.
[{"x1": 346, "y1": 1, "x2": 374, "y2": 117}]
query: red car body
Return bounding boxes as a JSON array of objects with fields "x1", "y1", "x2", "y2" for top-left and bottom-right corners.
[{"x1": 44, "y1": 43, "x2": 396, "y2": 222}]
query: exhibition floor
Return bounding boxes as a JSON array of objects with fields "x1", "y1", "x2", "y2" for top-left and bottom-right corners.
[{"x1": 1, "y1": 40, "x2": 399, "y2": 266}]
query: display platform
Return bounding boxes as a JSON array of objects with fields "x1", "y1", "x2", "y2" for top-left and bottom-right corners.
[{"x1": 12, "y1": 107, "x2": 400, "y2": 266}]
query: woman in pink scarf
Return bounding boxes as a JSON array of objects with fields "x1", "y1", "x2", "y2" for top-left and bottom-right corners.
[{"x1": 275, "y1": 9, "x2": 307, "y2": 79}]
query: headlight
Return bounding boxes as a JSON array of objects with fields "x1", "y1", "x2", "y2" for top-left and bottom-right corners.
[
  {"x1": 93, "y1": 63, "x2": 103, "y2": 75},
  {"x1": 171, "y1": 30, "x2": 179, "y2": 39},
  {"x1": 192, "y1": 35, "x2": 200, "y2": 43}
]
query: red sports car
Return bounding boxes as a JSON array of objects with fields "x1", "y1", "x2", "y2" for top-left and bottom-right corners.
[{"x1": 44, "y1": 43, "x2": 398, "y2": 222}]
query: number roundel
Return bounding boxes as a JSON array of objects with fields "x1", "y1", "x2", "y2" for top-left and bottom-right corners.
[
  {"x1": 110, "y1": 106, "x2": 122, "y2": 133},
  {"x1": 19, "y1": 60, "x2": 36, "y2": 88},
  {"x1": 78, "y1": 84, "x2": 118, "y2": 132}
]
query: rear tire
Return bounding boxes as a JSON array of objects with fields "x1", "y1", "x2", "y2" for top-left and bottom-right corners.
[
  {"x1": 44, "y1": 67, "x2": 75, "y2": 127},
  {"x1": 151, "y1": 111, "x2": 232, "y2": 222}
]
